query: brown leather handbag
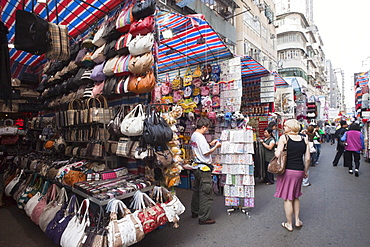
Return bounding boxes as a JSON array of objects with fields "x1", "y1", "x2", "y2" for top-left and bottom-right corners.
[
  {"x1": 127, "y1": 70, "x2": 155, "y2": 94},
  {"x1": 267, "y1": 135, "x2": 288, "y2": 175},
  {"x1": 62, "y1": 170, "x2": 87, "y2": 187}
]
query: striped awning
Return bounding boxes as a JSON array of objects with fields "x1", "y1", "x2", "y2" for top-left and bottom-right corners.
[
  {"x1": 271, "y1": 71, "x2": 289, "y2": 86},
  {"x1": 241, "y1": 56, "x2": 270, "y2": 78},
  {"x1": 156, "y1": 12, "x2": 233, "y2": 73},
  {"x1": 2, "y1": 0, "x2": 124, "y2": 72}
]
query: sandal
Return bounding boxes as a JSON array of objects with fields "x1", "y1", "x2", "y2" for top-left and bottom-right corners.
[
  {"x1": 281, "y1": 222, "x2": 293, "y2": 232},
  {"x1": 295, "y1": 221, "x2": 303, "y2": 229}
]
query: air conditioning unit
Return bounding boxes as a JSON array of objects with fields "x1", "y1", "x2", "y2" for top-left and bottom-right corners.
[
  {"x1": 253, "y1": 15, "x2": 259, "y2": 22},
  {"x1": 220, "y1": 7, "x2": 232, "y2": 17},
  {"x1": 257, "y1": 4, "x2": 265, "y2": 12}
]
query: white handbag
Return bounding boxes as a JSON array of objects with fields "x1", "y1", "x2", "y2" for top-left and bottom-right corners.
[
  {"x1": 60, "y1": 199, "x2": 90, "y2": 247},
  {"x1": 106, "y1": 199, "x2": 144, "y2": 247},
  {"x1": 103, "y1": 56, "x2": 119, "y2": 76},
  {"x1": 91, "y1": 45, "x2": 106, "y2": 64},
  {"x1": 92, "y1": 25, "x2": 106, "y2": 47},
  {"x1": 4, "y1": 170, "x2": 24, "y2": 197},
  {"x1": 128, "y1": 33, "x2": 154, "y2": 56},
  {"x1": 120, "y1": 104, "x2": 145, "y2": 136},
  {"x1": 24, "y1": 192, "x2": 42, "y2": 217}
]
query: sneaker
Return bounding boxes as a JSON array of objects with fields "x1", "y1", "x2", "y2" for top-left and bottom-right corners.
[
  {"x1": 191, "y1": 212, "x2": 198, "y2": 218},
  {"x1": 355, "y1": 169, "x2": 359, "y2": 177},
  {"x1": 349, "y1": 170, "x2": 353, "y2": 174},
  {"x1": 199, "y1": 218, "x2": 216, "y2": 225}
]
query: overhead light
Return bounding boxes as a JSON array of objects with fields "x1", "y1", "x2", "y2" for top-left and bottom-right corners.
[
  {"x1": 37, "y1": 0, "x2": 47, "y2": 3},
  {"x1": 8, "y1": 43, "x2": 14, "y2": 49},
  {"x1": 162, "y1": 29, "x2": 173, "y2": 39}
]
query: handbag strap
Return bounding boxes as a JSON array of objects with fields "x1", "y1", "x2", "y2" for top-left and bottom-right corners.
[{"x1": 66, "y1": 194, "x2": 79, "y2": 215}]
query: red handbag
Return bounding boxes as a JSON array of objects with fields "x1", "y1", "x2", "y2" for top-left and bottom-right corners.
[
  {"x1": 131, "y1": 191, "x2": 168, "y2": 234},
  {"x1": 129, "y1": 15, "x2": 155, "y2": 36}
]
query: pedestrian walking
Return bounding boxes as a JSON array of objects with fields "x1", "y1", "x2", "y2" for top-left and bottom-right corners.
[
  {"x1": 313, "y1": 125, "x2": 323, "y2": 164},
  {"x1": 274, "y1": 119, "x2": 310, "y2": 232},
  {"x1": 341, "y1": 121, "x2": 364, "y2": 177},
  {"x1": 299, "y1": 126, "x2": 311, "y2": 187},
  {"x1": 328, "y1": 122, "x2": 336, "y2": 145},
  {"x1": 260, "y1": 127, "x2": 276, "y2": 185},
  {"x1": 332, "y1": 120, "x2": 348, "y2": 166},
  {"x1": 189, "y1": 117, "x2": 221, "y2": 225}
]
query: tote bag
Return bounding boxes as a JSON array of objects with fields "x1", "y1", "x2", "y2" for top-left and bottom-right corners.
[
  {"x1": 60, "y1": 199, "x2": 90, "y2": 247},
  {"x1": 120, "y1": 104, "x2": 145, "y2": 136}
]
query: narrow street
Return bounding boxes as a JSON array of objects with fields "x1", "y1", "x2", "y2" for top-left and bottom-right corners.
[{"x1": 1, "y1": 142, "x2": 369, "y2": 247}]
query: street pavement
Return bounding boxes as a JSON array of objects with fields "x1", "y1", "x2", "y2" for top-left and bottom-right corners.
[{"x1": 1, "y1": 142, "x2": 369, "y2": 247}]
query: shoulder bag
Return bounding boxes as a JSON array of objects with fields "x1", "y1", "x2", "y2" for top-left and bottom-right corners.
[
  {"x1": 120, "y1": 104, "x2": 145, "y2": 136},
  {"x1": 267, "y1": 135, "x2": 288, "y2": 175},
  {"x1": 31, "y1": 183, "x2": 59, "y2": 225},
  {"x1": 46, "y1": 23, "x2": 70, "y2": 61},
  {"x1": 25, "y1": 181, "x2": 50, "y2": 217},
  {"x1": 127, "y1": 70, "x2": 155, "y2": 94},
  {"x1": 128, "y1": 33, "x2": 154, "y2": 56},
  {"x1": 143, "y1": 110, "x2": 173, "y2": 145},
  {"x1": 132, "y1": 0, "x2": 156, "y2": 20},
  {"x1": 106, "y1": 199, "x2": 144, "y2": 247},
  {"x1": 60, "y1": 199, "x2": 90, "y2": 247},
  {"x1": 128, "y1": 52, "x2": 154, "y2": 74},
  {"x1": 107, "y1": 105, "x2": 125, "y2": 137}
]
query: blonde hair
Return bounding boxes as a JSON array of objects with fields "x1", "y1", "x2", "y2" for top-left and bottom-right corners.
[{"x1": 284, "y1": 119, "x2": 300, "y2": 134}]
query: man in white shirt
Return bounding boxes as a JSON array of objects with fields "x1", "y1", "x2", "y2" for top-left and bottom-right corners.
[{"x1": 189, "y1": 118, "x2": 221, "y2": 225}]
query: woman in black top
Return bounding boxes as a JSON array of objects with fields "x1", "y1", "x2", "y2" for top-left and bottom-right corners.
[
  {"x1": 260, "y1": 127, "x2": 276, "y2": 185},
  {"x1": 274, "y1": 119, "x2": 310, "y2": 232}
]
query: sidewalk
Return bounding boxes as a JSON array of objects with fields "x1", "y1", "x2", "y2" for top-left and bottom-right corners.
[{"x1": 1, "y1": 143, "x2": 370, "y2": 247}]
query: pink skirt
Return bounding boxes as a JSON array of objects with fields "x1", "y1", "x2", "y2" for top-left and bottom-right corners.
[{"x1": 274, "y1": 169, "x2": 304, "y2": 200}]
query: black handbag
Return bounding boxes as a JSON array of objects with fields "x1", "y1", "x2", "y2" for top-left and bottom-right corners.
[
  {"x1": 107, "y1": 105, "x2": 125, "y2": 137},
  {"x1": 14, "y1": 10, "x2": 50, "y2": 55},
  {"x1": 103, "y1": 40, "x2": 118, "y2": 60},
  {"x1": 143, "y1": 110, "x2": 173, "y2": 145},
  {"x1": 103, "y1": 76, "x2": 119, "y2": 96},
  {"x1": 132, "y1": 0, "x2": 156, "y2": 20}
]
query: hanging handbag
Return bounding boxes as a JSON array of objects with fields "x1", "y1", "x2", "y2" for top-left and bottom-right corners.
[
  {"x1": 92, "y1": 81, "x2": 105, "y2": 97},
  {"x1": 17, "y1": 176, "x2": 43, "y2": 209},
  {"x1": 193, "y1": 65, "x2": 202, "y2": 78},
  {"x1": 107, "y1": 105, "x2": 125, "y2": 137},
  {"x1": 106, "y1": 199, "x2": 144, "y2": 247},
  {"x1": 14, "y1": 10, "x2": 50, "y2": 55},
  {"x1": 91, "y1": 45, "x2": 107, "y2": 64},
  {"x1": 4, "y1": 170, "x2": 24, "y2": 197},
  {"x1": 130, "y1": 190, "x2": 167, "y2": 234},
  {"x1": 268, "y1": 135, "x2": 288, "y2": 175},
  {"x1": 24, "y1": 181, "x2": 50, "y2": 217},
  {"x1": 120, "y1": 104, "x2": 145, "y2": 136},
  {"x1": 103, "y1": 56, "x2": 119, "y2": 76},
  {"x1": 79, "y1": 206, "x2": 107, "y2": 247},
  {"x1": 132, "y1": 0, "x2": 156, "y2": 20},
  {"x1": 172, "y1": 70, "x2": 183, "y2": 90},
  {"x1": 45, "y1": 194, "x2": 79, "y2": 245},
  {"x1": 154, "y1": 149, "x2": 173, "y2": 167},
  {"x1": 81, "y1": 52, "x2": 96, "y2": 68},
  {"x1": 183, "y1": 68, "x2": 193, "y2": 87},
  {"x1": 92, "y1": 23, "x2": 107, "y2": 47},
  {"x1": 103, "y1": 76, "x2": 120, "y2": 96},
  {"x1": 115, "y1": 33, "x2": 132, "y2": 56},
  {"x1": 128, "y1": 33, "x2": 154, "y2": 56},
  {"x1": 103, "y1": 39, "x2": 118, "y2": 60},
  {"x1": 91, "y1": 63, "x2": 107, "y2": 82},
  {"x1": 115, "y1": 5, "x2": 134, "y2": 33},
  {"x1": 143, "y1": 110, "x2": 173, "y2": 145},
  {"x1": 114, "y1": 54, "x2": 132, "y2": 76},
  {"x1": 129, "y1": 15, "x2": 155, "y2": 36},
  {"x1": 46, "y1": 23, "x2": 70, "y2": 61},
  {"x1": 31, "y1": 184, "x2": 59, "y2": 225},
  {"x1": 161, "y1": 73, "x2": 172, "y2": 95},
  {"x1": 60, "y1": 199, "x2": 91, "y2": 247},
  {"x1": 127, "y1": 70, "x2": 155, "y2": 94},
  {"x1": 39, "y1": 187, "x2": 68, "y2": 232},
  {"x1": 128, "y1": 52, "x2": 154, "y2": 74}
]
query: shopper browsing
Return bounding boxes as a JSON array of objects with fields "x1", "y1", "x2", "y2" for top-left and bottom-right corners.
[
  {"x1": 274, "y1": 119, "x2": 310, "y2": 232},
  {"x1": 189, "y1": 118, "x2": 221, "y2": 225},
  {"x1": 260, "y1": 127, "x2": 276, "y2": 185}
]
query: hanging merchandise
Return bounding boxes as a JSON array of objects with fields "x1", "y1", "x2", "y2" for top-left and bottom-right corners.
[
  {"x1": 128, "y1": 52, "x2": 154, "y2": 74},
  {"x1": 114, "y1": 54, "x2": 132, "y2": 76},
  {"x1": 115, "y1": 33, "x2": 132, "y2": 56},
  {"x1": 46, "y1": 23, "x2": 70, "y2": 61},
  {"x1": 120, "y1": 104, "x2": 145, "y2": 136},
  {"x1": 91, "y1": 45, "x2": 107, "y2": 64},
  {"x1": 127, "y1": 70, "x2": 155, "y2": 94},
  {"x1": 128, "y1": 33, "x2": 154, "y2": 56},
  {"x1": 172, "y1": 70, "x2": 183, "y2": 90},
  {"x1": 103, "y1": 56, "x2": 120, "y2": 76},
  {"x1": 143, "y1": 110, "x2": 173, "y2": 145},
  {"x1": 14, "y1": 10, "x2": 50, "y2": 55},
  {"x1": 132, "y1": 0, "x2": 157, "y2": 20},
  {"x1": 90, "y1": 62, "x2": 107, "y2": 82},
  {"x1": 129, "y1": 15, "x2": 155, "y2": 36},
  {"x1": 103, "y1": 39, "x2": 118, "y2": 60},
  {"x1": 116, "y1": 4, "x2": 135, "y2": 33},
  {"x1": 183, "y1": 68, "x2": 193, "y2": 87}
]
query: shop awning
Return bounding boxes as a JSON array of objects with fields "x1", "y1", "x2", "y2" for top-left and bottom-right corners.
[
  {"x1": 241, "y1": 56, "x2": 270, "y2": 79},
  {"x1": 156, "y1": 12, "x2": 233, "y2": 73},
  {"x1": 271, "y1": 71, "x2": 289, "y2": 86},
  {"x1": 2, "y1": 0, "x2": 124, "y2": 70}
]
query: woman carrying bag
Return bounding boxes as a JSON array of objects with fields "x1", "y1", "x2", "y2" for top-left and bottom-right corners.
[
  {"x1": 274, "y1": 119, "x2": 310, "y2": 232},
  {"x1": 260, "y1": 127, "x2": 276, "y2": 185}
]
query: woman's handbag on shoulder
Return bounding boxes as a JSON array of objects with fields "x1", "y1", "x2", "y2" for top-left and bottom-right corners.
[{"x1": 267, "y1": 135, "x2": 288, "y2": 175}]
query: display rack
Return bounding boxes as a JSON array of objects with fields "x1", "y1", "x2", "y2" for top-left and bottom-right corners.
[{"x1": 220, "y1": 127, "x2": 255, "y2": 216}]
